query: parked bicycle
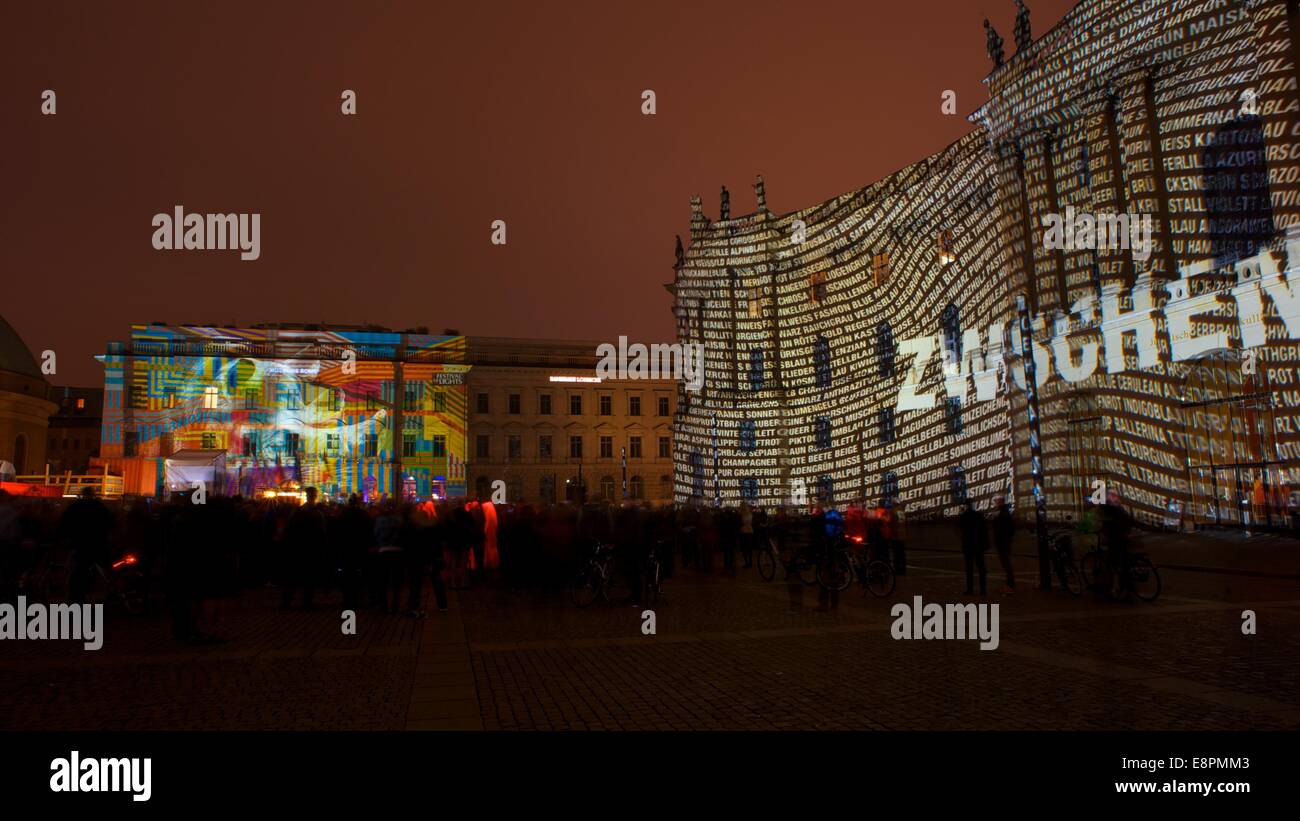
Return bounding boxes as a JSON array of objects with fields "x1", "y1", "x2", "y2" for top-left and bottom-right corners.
[
  {"x1": 569, "y1": 542, "x2": 617, "y2": 608},
  {"x1": 817, "y1": 536, "x2": 895, "y2": 597},
  {"x1": 1047, "y1": 528, "x2": 1084, "y2": 596},
  {"x1": 1079, "y1": 546, "x2": 1161, "y2": 602}
]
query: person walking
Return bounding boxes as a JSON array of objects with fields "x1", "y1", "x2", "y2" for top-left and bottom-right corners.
[
  {"x1": 738, "y1": 501, "x2": 755, "y2": 569},
  {"x1": 992, "y1": 496, "x2": 1015, "y2": 593},
  {"x1": 281, "y1": 486, "x2": 327, "y2": 610},
  {"x1": 957, "y1": 501, "x2": 989, "y2": 597}
]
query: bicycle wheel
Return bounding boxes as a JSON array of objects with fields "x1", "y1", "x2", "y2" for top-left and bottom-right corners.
[
  {"x1": 798, "y1": 557, "x2": 819, "y2": 586},
  {"x1": 1060, "y1": 558, "x2": 1083, "y2": 596},
  {"x1": 1079, "y1": 550, "x2": 1105, "y2": 592},
  {"x1": 117, "y1": 571, "x2": 147, "y2": 615},
  {"x1": 864, "y1": 559, "x2": 896, "y2": 598},
  {"x1": 816, "y1": 553, "x2": 853, "y2": 592},
  {"x1": 1129, "y1": 557, "x2": 1161, "y2": 602},
  {"x1": 756, "y1": 541, "x2": 777, "y2": 582},
  {"x1": 569, "y1": 566, "x2": 603, "y2": 608},
  {"x1": 643, "y1": 561, "x2": 661, "y2": 606}
]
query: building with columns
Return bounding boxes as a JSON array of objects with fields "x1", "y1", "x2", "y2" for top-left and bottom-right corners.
[{"x1": 671, "y1": 0, "x2": 1300, "y2": 531}]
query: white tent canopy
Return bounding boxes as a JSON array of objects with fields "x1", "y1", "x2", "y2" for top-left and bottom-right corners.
[{"x1": 164, "y1": 449, "x2": 227, "y2": 494}]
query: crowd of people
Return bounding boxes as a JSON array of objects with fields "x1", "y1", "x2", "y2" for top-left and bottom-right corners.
[{"x1": 1, "y1": 483, "x2": 1152, "y2": 644}]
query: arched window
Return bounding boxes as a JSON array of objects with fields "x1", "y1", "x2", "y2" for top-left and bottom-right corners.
[
  {"x1": 748, "y1": 349, "x2": 765, "y2": 391},
  {"x1": 950, "y1": 466, "x2": 968, "y2": 504},
  {"x1": 813, "y1": 336, "x2": 831, "y2": 388},
  {"x1": 876, "y1": 323, "x2": 895, "y2": 379},
  {"x1": 630, "y1": 475, "x2": 644, "y2": 500},
  {"x1": 600, "y1": 475, "x2": 616, "y2": 501},
  {"x1": 940, "y1": 303, "x2": 962, "y2": 363},
  {"x1": 881, "y1": 471, "x2": 899, "y2": 505},
  {"x1": 814, "y1": 417, "x2": 832, "y2": 450},
  {"x1": 739, "y1": 419, "x2": 757, "y2": 453}
]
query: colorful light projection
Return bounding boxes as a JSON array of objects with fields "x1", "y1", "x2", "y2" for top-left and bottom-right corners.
[{"x1": 100, "y1": 325, "x2": 469, "y2": 500}]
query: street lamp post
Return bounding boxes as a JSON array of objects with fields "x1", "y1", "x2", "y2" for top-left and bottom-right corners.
[{"x1": 1016, "y1": 295, "x2": 1052, "y2": 589}]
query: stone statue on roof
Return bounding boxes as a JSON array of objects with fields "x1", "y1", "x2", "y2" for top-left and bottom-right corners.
[
  {"x1": 1014, "y1": 0, "x2": 1032, "y2": 53},
  {"x1": 984, "y1": 19, "x2": 1005, "y2": 68}
]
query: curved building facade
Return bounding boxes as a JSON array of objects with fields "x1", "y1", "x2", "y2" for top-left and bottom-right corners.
[{"x1": 672, "y1": 0, "x2": 1300, "y2": 529}]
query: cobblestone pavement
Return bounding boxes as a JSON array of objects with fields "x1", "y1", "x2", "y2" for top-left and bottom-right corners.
[{"x1": 1, "y1": 535, "x2": 1297, "y2": 731}]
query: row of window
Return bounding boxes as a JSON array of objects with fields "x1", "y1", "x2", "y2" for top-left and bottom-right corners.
[
  {"x1": 476, "y1": 392, "x2": 671, "y2": 418},
  {"x1": 475, "y1": 434, "x2": 672, "y2": 461},
  {"x1": 741, "y1": 303, "x2": 960, "y2": 392},
  {"x1": 711, "y1": 467, "x2": 968, "y2": 506},
  {"x1": 730, "y1": 401, "x2": 962, "y2": 453},
  {"x1": 473, "y1": 474, "x2": 673, "y2": 504}
]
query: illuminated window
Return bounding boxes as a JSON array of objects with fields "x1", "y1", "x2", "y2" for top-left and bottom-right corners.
[
  {"x1": 403, "y1": 434, "x2": 417, "y2": 457},
  {"x1": 872, "y1": 252, "x2": 891, "y2": 286},
  {"x1": 739, "y1": 420, "x2": 757, "y2": 452},
  {"x1": 600, "y1": 436, "x2": 613, "y2": 458},
  {"x1": 630, "y1": 436, "x2": 642, "y2": 458},
  {"x1": 814, "y1": 417, "x2": 832, "y2": 450},
  {"x1": 404, "y1": 386, "x2": 420, "y2": 410},
  {"x1": 809, "y1": 272, "x2": 828, "y2": 303},
  {"x1": 476, "y1": 435, "x2": 490, "y2": 459},
  {"x1": 508, "y1": 435, "x2": 521, "y2": 459},
  {"x1": 76, "y1": 398, "x2": 85, "y2": 410},
  {"x1": 937, "y1": 229, "x2": 955, "y2": 265},
  {"x1": 285, "y1": 432, "x2": 300, "y2": 456},
  {"x1": 876, "y1": 323, "x2": 896, "y2": 378},
  {"x1": 203, "y1": 386, "x2": 219, "y2": 409},
  {"x1": 879, "y1": 408, "x2": 895, "y2": 444},
  {"x1": 951, "y1": 466, "x2": 968, "y2": 504},
  {"x1": 432, "y1": 435, "x2": 446, "y2": 458},
  {"x1": 748, "y1": 349, "x2": 765, "y2": 391},
  {"x1": 813, "y1": 336, "x2": 832, "y2": 388}
]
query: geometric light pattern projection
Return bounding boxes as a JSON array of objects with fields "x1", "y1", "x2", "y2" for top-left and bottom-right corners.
[{"x1": 99, "y1": 324, "x2": 470, "y2": 500}]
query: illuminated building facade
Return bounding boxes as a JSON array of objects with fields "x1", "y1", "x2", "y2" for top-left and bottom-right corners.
[
  {"x1": 672, "y1": 0, "x2": 1300, "y2": 529},
  {"x1": 465, "y1": 337, "x2": 678, "y2": 505},
  {"x1": 99, "y1": 324, "x2": 470, "y2": 500}
]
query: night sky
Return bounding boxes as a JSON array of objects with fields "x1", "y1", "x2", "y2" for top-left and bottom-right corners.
[{"x1": 1, "y1": 0, "x2": 1076, "y2": 386}]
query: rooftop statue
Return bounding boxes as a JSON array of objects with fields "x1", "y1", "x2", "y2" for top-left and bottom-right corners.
[
  {"x1": 984, "y1": 19, "x2": 1005, "y2": 68},
  {"x1": 1014, "y1": 0, "x2": 1032, "y2": 53}
]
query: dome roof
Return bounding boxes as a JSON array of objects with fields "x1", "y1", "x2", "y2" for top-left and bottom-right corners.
[{"x1": 0, "y1": 315, "x2": 44, "y2": 378}]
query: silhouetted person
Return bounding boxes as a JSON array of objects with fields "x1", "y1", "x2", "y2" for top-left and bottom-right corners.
[
  {"x1": 59, "y1": 487, "x2": 113, "y2": 604},
  {"x1": 281, "y1": 487, "x2": 326, "y2": 610},
  {"x1": 992, "y1": 497, "x2": 1015, "y2": 593},
  {"x1": 958, "y1": 501, "x2": 989, "y2": 596},
  {"x1": 337, "y1": 494, "x2": 372, "y2": 610}
]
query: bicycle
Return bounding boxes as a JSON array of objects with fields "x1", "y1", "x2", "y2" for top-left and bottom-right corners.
[
  {"x1": 18, "y1": 550, "x2": 146, "y2": 615},
  {"x1": 569, "y1": 542, "x2": 616, "y2": 608},
  {"x1": 1080, "y1": 546, "x2": 1161, "y2": 602},
  {"x1": 1047, "y1": 529, "x2": 1084, "y2": 596},
  {"x1": 818, "y1": 537, "x2": 895, "y2": 597}
]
